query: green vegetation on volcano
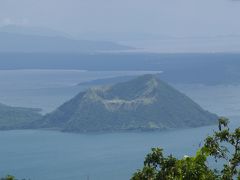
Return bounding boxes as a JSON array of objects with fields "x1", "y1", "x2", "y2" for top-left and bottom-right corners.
[{"x1": 38, "y1": 74, "x2": 218, "y2": 132}]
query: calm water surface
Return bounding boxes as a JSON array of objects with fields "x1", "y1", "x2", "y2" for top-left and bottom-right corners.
[
  {"x1": 0, "y1": 119, "x2": 238, "y2": 180},
  {"x1": 0, "y1": 70, "x2": 240, "y2": 180}
]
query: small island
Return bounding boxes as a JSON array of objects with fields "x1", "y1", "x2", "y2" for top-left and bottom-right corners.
[{"x1": 33, "y1": 74, "x2": 218, "y2": 132}]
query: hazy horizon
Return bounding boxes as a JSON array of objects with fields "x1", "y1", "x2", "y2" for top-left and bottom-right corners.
[
  {"x1": 1, "y1": 0, "x2": 240, "y2": 37},
  {"x1": 1, "y1": 0, "x2": 240, "y2": 52}
]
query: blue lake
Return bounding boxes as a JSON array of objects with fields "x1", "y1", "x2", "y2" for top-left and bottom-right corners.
[
  {"x1": 0, "y1": 119, "x2": 238, "y2": 180},
  {"x1": 0, "y1": 70, "x2": 239, "y2": 180}
]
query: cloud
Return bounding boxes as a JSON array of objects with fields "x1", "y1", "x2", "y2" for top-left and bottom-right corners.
[
  {"x1": 2, "y1": 17, "x2": 14, "y2": 26},
  {"x1": 0, "y1": 17, "x2": 29, "y2": 26},
  {"x1": 20, "y1": 18, "x2": 29, "y2": 25}
]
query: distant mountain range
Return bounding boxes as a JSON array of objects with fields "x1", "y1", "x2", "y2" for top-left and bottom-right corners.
[
  {"x1": 0, "y1": 25, "x2": 132, "y2": 53},
  {"x1": 0, "y1": 103, "x2": 42, "y2": 130},
  {"x1": 34, "y1": 74, "x2": 218, "y2": 132}
]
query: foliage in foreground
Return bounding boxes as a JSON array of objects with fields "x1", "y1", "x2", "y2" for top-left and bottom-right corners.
[
  {"x1": 131, "y1": 117, "x2": 240, "y2": 180},
  {"x1": 0, "y1": 175, "x2": 15, "y2": 180},
  {"x1": 0, "y1": 175, "x2": 29, "y2": 180}
]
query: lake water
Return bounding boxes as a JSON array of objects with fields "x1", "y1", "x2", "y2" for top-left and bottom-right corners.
[
  {"x1": 0, "y1": 70, "x2": 240, "y2": 180},
  {"x1": 0, "y1": 119, "x2": 238, "y2": 180},
  {"x1": 0, "y1": 70, "x2": 160, "y2": 113}
]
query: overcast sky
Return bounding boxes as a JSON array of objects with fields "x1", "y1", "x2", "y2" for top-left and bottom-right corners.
[{"x1": 0, "y1": 0, "x2": 240, "y2": 37}]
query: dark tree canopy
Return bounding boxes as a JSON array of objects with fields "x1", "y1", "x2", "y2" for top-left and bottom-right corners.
[
  {"x1": 0, "y1": 175, "x2": 29, "y2": 180},
  {"x1": 132, "y1": 117, "x2": 240, "y2": 180},
  {"x1": 0, "y1": 175, "x2": 15, "y2": 180}
]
